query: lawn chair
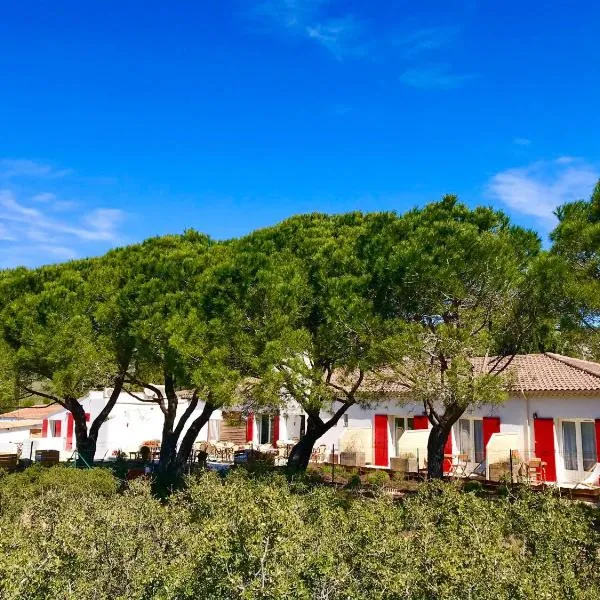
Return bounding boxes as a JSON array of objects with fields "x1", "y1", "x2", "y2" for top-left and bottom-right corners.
[
  {"x1": 310, "y1": 444, "x2": 327, "y2": 463},
  {"x1": 525, "y1": 458, "x2": 546, "y2": 484},
  {"x1": 449, "y1": 454, "x2": 468, "y2": 478}
]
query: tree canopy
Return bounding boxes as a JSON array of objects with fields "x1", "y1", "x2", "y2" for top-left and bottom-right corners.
[{"x1": 1, "y1": 189, "x2": 594, "y2": 479}]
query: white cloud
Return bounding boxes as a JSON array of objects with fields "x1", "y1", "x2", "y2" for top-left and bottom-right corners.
[
  {"x1": 250, "y1": 0, "x2": 329, "y2": 29},
  {"x1": 0, "y1": 190, "x2": 126, "y2": 267},
  {"x1": 31, "y1": 192, "x2": 57, "y2": 202},
  {"x1": 513, "y1": 137, "x2": 531, "y2": 146},
  {"x1": 486, "y1": 157, "x2": 599, "y2": 224},
  {"x1": 399, "y1": 65, "x2": 477, "y2": 89},
  {"x1": 393, "y1": 26, "x2": 460, "y2": 57},
  {"x1": 306, "y1": 15, "x2": 364, "y2": 59},
  {"x1": 0, "y1": 159, "x2": 72, "y2": 179},
  {"x1": 246, "y1": 1, "x2": 367, "y2": 59}
]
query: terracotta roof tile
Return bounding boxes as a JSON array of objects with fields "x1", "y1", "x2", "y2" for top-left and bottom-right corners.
[
  {"x1": 0, "y1": 404, "x2": 63, "y2": 420},
  {"x1": 351, "y1": 353, "x2": 600, "y2": 395}
]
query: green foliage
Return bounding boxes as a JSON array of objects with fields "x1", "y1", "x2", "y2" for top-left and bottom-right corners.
[
  {"x1": 365, "y1": 469, "x2": 389, "y2": 488},
  {"x1": 0, "y1": 469, "x2": 599, "y2": 599},
  {"x1": 551, "y1": 179, "x2": 600, "y2": 358}
]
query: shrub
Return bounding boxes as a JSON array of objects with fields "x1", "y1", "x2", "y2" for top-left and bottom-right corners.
[
  {"x1": 365, "y1": 469, "x2": 389, "y2": 488},
  {"x1": 0, "y1": 467, "x2": 599, "y2": 599}
]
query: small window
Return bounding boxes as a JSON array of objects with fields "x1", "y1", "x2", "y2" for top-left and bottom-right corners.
[
  {"x1": 562, "y1": 420, "x2": 597, "y2": 473},
  {"x1": 343, "y1": 414, "x2": 349, "y2": 428},
  {"x1": 49, "y1": 420, "x2": 60, "y2": 437},
  {"x1": 458, "y1": 418, "x2": 484, "y2": 463},
  {"x1": 258, "y1": 414, "x2": 274, "y2": 445}
]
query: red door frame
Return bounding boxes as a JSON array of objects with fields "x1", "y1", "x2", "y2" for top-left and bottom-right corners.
[
  {"x1": 533, "y1": 417, "x2": 557, "y2": 482},
  {"x1": 374, "y1": 414, "x2": 389, "y2": 466},
  {"x1": 413, "y1": 415, "x2": 429, "y2": 430},
  {"x1": 482, "y1": 417, "x2": 501, "y2": 458}
]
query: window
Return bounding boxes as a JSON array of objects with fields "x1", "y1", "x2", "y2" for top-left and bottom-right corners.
[
  {"x1": 393, "y1": 417, "x2": 414, "y2": 447},
  {"x1": 561, "y1": 420, "x2": 597, "y2": 473},
  {"x1": 49, "y1": 420, "x2": 61, "y2": 437},
  {"x1": 207, "y1": 419, "x2": 220, "y2": 442},
  {"x1": 258, "y1": 414, "x2": 274, "y2": 445},
  {"x1": 343, "y1": 414, "x2": 349, "y2": 428},
  {"x1": 457, "y1": 418, "x2": 484, "y2": 463}
]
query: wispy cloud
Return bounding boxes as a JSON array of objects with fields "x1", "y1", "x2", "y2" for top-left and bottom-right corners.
[
  {"x1": 393, "y1": 26, "x2": 460, "y2": 57},
  {"x1": 246, "y1": 0, "x2": 368, "y2": 59},
  {"x1": 305, "y1": 15, "x2": 366, "y2": 60},
  {"x1": 486, "y1": 157, "x2": 599, "y2": 224},
  {"x1": 399, "y1": 64, "x2": 477, "y2": 89},
  {"x1": 250, "y1": 0, "x2": 328, "y2": 29},
  {"x1": 0, "y1": 159, "x2": 73, "y2": 179},
  {"x1": 513, "y1": 137, "x2": 532, "y2": 146},
  {"x1": 0, "y1": 159, "x2": 127, "y2": 268}
]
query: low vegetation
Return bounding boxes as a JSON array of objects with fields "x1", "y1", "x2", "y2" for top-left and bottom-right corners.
[{"x1": 0, "y1": 465, "x2": 598, "y2": 599}]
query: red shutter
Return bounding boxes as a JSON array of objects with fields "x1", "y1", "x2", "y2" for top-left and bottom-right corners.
[
  {"x1": 246, "y1": 413, "x2": 254, "y2": 443},
  {"x1": 272, "y1": 413, "x2": 280, "y2": 447},
  {"x1": 413, "y1": 415, "x2": 429, "y2": 430},
  {"x1": 443, "y1": 430, "x2": 453, "y2": 473},
  {"x1": 85, "y1": 412, "x2": 91, "y2": 422},
  {"x1": 66, "y1": 414, "x2": 74, "y2": 450},
  {"x1": 483, "y1": 417, "x2": 501, "y2": 458},
  {"x1": 42, "y1": 419, "x2": 49, "y2": 437},
  {"x1": 595, "y1": 420, "x2": 600, "y2": 462},
  {"x1": 533, "y1": 417, "x2": 556, "y2": 482},
  {"x1": 54, "y1": 420, "x2": 62, "y2": 438},
  {"x1": 373, "y1": 414, "x2": 389, "y2": 466}
]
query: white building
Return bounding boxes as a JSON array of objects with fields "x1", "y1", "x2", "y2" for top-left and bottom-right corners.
[
  {"x1": 315, "y1": 353, "x2": 600, "y2": 485},
  {"x1": 3, "y1": 353, "x2": 600, "y2": 486}
]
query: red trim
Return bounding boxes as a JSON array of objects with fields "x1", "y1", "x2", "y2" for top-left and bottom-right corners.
[
  {"x1": 373, "y1": 414, "x2": 389, "y2": 466},
  {"x1": 246, "y1": 413, "x2": 254, "y2": 443},
  {"x1": 42, "y1": 419, "x2": 49, "y2": 438},
  {"x1": 483, "y1": 417, "x2": 501, "y2": 458},
  {"x1": 413, "y1": 415, "x2": 429, "y2": 430},
  {"x1": 54, "y1": 419, "x2": 62, "y2": 438},
  {"x1": 533, "y1": 417, "x2": 556, "y2": 482},
  {"x1": 443, "y1": 430, "x2": 452, "y2": 473},
  {"x1": 66, "y1": 414, "x2": 74, "y2": 450},
  {"x1": 595, "y1": 420, "x2": 600, "y2": 462},
  {"x1": 272, "y1": 413, "x2": 280, "y2": 447},
  {"x1": 85, "y1": 412, "x2": 91, "y2": 422}
]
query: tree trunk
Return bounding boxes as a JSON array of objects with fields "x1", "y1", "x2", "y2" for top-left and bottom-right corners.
[
  {"x1": 71, "y1": 404, "x2": 95, "y2": 467},
  {"x1": 287, "y1": 405, "x2": 351, "y2": 472},
  {"x1": 176, "y1": 401, "x2": 215, "y2": 466},
  {"x1": 427, "y1": 423, "x2": 451, "y2": 480}
]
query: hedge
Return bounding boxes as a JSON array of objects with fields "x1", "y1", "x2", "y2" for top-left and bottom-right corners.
[{"x1": 0, "y1": 466, "x2": 598, "y2": 599}]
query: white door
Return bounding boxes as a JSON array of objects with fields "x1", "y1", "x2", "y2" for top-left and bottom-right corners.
[{"x1": 561, "y1": 420, "x2": 597, "y2": 482}]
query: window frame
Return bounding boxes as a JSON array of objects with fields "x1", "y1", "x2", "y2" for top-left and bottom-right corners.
[
  {"x1": 559, "y1": 418, "x2": 597, "y2": 474},
  {"x1": 457, "y1": 417, "x2": 484, "y2": 463}
]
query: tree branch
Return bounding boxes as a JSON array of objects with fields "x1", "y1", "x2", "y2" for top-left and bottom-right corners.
[{"x1": 174, "y1": 390, "x2": 199, "y2": 440}]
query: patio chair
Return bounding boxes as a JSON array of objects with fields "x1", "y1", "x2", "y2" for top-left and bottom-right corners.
[
  {"x1": 573, "y1": 463, "x2": 600, "y2": 489},
  {"x1": 449, "y1": 454, "x2": 468, "y2": 477},
  {"x1": 525, "y1": 458, "x2": 546, "y2": 484},
  {"x1": 311, "y1": 444, "x2": 327, "y2": 463}
]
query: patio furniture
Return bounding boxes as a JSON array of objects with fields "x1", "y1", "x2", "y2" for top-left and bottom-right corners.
[
  {"x1": 340, "y1": 451, "x2": 366, "y2": 467},
  {"x1": 525, "y1": 458, "x2": 546, "y2": 484},
  {"x1": 34, "y1": 449, "x2": 60, "y2": 466},
  {"x1": 0, "y1": 453, "x2": 18, "y2": 472},
  {"x1": 222, "y1": 441, "x2": 235, "y2": 462},
  {"x1": 449, "y1": 454, "x2": 468, "y2": 478},
  {"x1": 310, "y1": 444, "x2": 327, "y2": 463}
]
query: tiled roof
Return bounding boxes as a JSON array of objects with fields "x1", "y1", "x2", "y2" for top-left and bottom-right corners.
[
  {"x1": 350, "y1": 353, "x2": 600, "y2": 395},
  {"x1": 482, "y1": 354, "x2": 600, "y2": 392},
  {"x1": 0, "y1": 419, "x2": 43, "y2": 430},
  {"x1": 0, "y1": 403, "x2": 63, "y2": 420}
]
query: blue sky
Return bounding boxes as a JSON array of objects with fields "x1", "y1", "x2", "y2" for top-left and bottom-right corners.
[{"x1": 0, "y1": 1, "x2": 598, "y2": 268}]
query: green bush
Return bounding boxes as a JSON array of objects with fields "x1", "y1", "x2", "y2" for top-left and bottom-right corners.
[
  {"x1": 366, "y1": 469, "x2": 389, "y2": 488},
  {"x1": 0, "y1": 467, "x2": 599, "y2": 599}
]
